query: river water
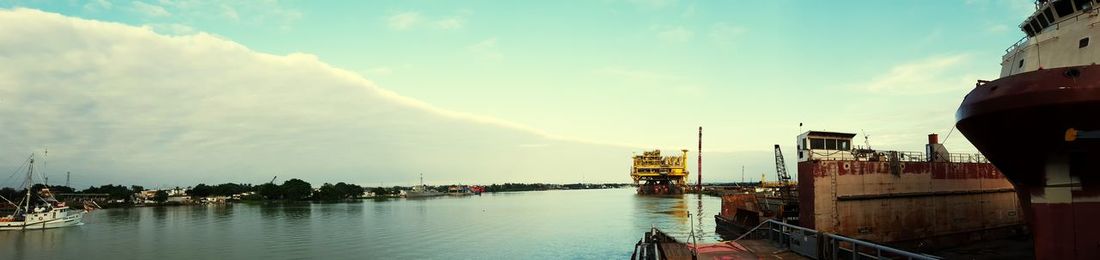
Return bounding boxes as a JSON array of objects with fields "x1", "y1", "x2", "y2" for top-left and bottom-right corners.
[{"x1": 0, "y1": 188, "x2": 721, "y2": 259}]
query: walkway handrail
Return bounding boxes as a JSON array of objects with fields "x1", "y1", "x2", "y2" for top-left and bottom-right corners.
[
  {"x1": 734, "y1": 219, "x2": 941, "y2": 260},
  {"x1": 826, "y1": 233, "x2": 941, "y2": 260},
  {"x1": 732, "y1": 220, "x2": 771, "y2": 241}
]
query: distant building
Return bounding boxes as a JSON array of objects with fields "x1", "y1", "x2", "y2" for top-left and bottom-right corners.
[
  {"x1": 133, "y1": 190, "x2": 158, "y2": 204},
  {"x1": 231, "y1": 191, "x2": 255, "y2": 200},
  {"x1": 166, "y1": 188, "x2": 187, "y2": 197},
  {"x1": 166, "y1": 196, "x2": 190, "y2": 203}
]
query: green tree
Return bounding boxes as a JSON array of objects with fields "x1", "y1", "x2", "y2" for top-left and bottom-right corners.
[
  {"x1": 213, "y1": 183, "x2": 245, "y2": 196},
  {"x1": 316, "y1": 183, "x2": 339, "y2": 201},
  {"x1": 255, "y1": 183, "x2": 280, "y2": 199},
  {"x1": 188, "y1": 184, "x2": 213, "y2": 198},
  {"x1": 153, "y1": 190, "x2": 168, "y2": 203},
  {"x1": 332, "y1": 182, "x2": 364, "y2": 199},
  {"x1": 48, "y1": 185, "x2": 75, "y2": 193},
  {"x1": 280, "y1": 179, "x2": 312, "y2": 200}
]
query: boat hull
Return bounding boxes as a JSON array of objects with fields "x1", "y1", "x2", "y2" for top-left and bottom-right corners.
[
  {"x1": 0, "y1": 210, "x2": 85, "y2": 231},
  {"x1": 957, "y1": 64, "x2": 1100, "y2": 260}
]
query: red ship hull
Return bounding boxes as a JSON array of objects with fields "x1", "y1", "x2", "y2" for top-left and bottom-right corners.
[{"x1": 957, "y1": 65, "x2": 1100, "y2": 259}]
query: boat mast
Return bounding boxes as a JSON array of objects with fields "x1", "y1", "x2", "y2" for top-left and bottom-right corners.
[{"x1": 22, "y1": 154, "x2": 34, "y2": 214}]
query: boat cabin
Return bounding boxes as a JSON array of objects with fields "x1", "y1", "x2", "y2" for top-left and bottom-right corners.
[{"x1": 796, "y1": 131, "x2": 856, "y2": 162}]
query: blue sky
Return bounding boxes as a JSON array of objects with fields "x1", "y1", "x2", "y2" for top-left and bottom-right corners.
[{"x1": 0, "y1": 1, "x2": 1034, "y2": 187}]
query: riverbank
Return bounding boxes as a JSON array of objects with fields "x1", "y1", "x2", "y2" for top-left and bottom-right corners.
[{"x1": 31, "y1": 181, "x2": 635, "y2": 209}]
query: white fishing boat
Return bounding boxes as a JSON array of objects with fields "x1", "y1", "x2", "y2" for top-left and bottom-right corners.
[
  {"x1": 401, "y1": 173, "x2": 443, "y2": 198},
  {"x1": 0, "y1": 153, "x2": 90, "y2": 230}
]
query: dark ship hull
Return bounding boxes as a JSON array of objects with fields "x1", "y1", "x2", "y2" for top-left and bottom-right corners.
[{"x1": 957, "y1": 64, "x2": 1100, "y2": 259}]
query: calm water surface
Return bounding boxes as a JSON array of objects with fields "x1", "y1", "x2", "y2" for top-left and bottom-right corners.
[{"x1": 0, "y1": 188, "x2": 720, "y2": 259}]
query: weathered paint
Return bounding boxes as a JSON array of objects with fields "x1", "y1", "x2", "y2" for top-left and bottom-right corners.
[{"x1": 799, "y1": 160, "x2": 1023, "y2": 244}]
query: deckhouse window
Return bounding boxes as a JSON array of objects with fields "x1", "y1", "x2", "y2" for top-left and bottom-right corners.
[
  {"x1": 826, "y1": 139, "x2": 838, "y2": 150},
  {"x1": 810, "y1": 138, "x2": 825, "y2": 150},
  {"x1": 1020, "y1": 59, "x2": 1026, "y2": 68},
  {"x1": 1081, "y1": 37, "x2": 1090, "y2": 48},
  {"x1": 1054, "y1": 0, "x2": 1075, "y2": 17},
  {"x1": 1076, "y1": 0, "x2": 1094, "y2": 11},
  {"x1": 1037, "y1": 15, "x2": 1050, "y2": 28},
  {"x1": 1044, "y1": 8, "x2": 1056, "y2": 22},
  {"x1": 839, "y1": 140, "x2": 851, "y2": 151},
  {"x1": 1029, "y1": 19, "x2": 1042, "y2": 34}
]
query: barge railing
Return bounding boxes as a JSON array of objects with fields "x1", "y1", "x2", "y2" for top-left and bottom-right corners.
[
  {"x1": 808, "y1": 150, "x2": 987, "y2": 164},
  {"x1": 736, "y1": 219, "x2": 942, "y2": 260}
]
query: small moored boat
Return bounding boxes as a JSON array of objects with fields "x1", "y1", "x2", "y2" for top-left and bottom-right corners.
[{"x1": 0, "y1": 153, "x2": 91, "y2": 230}]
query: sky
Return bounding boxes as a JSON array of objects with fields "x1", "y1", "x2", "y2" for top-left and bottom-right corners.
[{"x1": 0, "y1": 1, "x2": 1035, "y2": 188}]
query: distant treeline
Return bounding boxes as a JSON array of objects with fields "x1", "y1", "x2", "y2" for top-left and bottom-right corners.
[
  {"x1": 483, "y1": 183, "x2": 632, "y2": 192},
  {"x1": 0, "y1": 181, "x2": 634, "y2": 204},
  {"x1": 0, "y1": 179, "x2": 365, "y2": 203}
]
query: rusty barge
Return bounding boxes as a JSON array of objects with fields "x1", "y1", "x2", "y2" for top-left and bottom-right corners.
[
  {"x1": 796, "y1": 131, "x2": 1025, "y2": 248},
  {"x1": 715, "y1": 131, "x2": 1026, "y2": 252}
]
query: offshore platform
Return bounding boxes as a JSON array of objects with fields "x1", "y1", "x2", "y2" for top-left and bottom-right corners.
[{"x1": 630, "y1": 149, "x2": 690, "y2": 195}]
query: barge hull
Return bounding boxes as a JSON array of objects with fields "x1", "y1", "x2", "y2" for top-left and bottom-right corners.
[{"x1": 798, "y1": 159, "x2": 1024, "y2": 247}]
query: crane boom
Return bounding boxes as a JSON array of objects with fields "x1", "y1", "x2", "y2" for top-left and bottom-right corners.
[
  {"x1": 774, "y1": 144, "x2": 790, "y2": 184},
  {"x1": 774, "y1": 144, "x2": 796, "y2": 202},
  {"x1": 774, "y1": 144, "x2": 798, "y2": 224}
]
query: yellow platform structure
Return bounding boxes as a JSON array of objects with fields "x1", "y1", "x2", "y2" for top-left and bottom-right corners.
[{"x1": 631, "y1": 149, "x2": 690, "y2": 194}]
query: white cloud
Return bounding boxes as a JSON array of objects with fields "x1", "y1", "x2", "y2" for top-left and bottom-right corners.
[
  {"x1": 131, "y1": 1, "x2": 170, "y2": 17},
  {"x1": 221, "y1": 4, "x2": 240, "y2": 21},
  {"x1": 657, "y1": 26, "x2": 693, "y2": 43},
  {"x1": 387, "y1": 12, "x2": 421, "y2": 30},
  {"x1": 144, "y1": 1, "x2": 302, "y2": 28},
  {"x1": 0, "y1": 8, "x2": 636, "y2": 186},
  {"x1": 143, "y1": 23, "x2": 198, "y2": 35},
  {"x1": 386, "y1": 11, "x2": 468, "y2": 31},
  {"x1": 858, "y1": 54, "x2": 984, "y2": 95},
  {"x1": 435, "y1": 17, "x2": 465, "y2": 30},
  {"x1": 467, "y1": 38, "x2": 502, "y2": 60}
]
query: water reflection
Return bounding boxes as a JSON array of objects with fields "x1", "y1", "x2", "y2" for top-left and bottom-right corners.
[{"x1": 0, "y1": 188, "x2": 722, "y2": 259}]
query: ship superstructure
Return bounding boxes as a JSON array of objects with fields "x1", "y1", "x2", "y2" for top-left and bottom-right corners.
[
  {"x1": 957, "y1": 0, "x2": 1100, "y2": 258},
  {"x1": 630, "y1": 149, "x2": 690, "y2": 195}
]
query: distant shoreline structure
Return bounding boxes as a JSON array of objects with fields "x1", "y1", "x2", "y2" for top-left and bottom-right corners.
[{"x1": 0, "y1": 180, "x2": 639, "y2": 208}]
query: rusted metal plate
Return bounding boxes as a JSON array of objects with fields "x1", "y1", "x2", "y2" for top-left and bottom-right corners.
[{"x1": 799, "y1": 160, "x2": 1024, "y2": 244}]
